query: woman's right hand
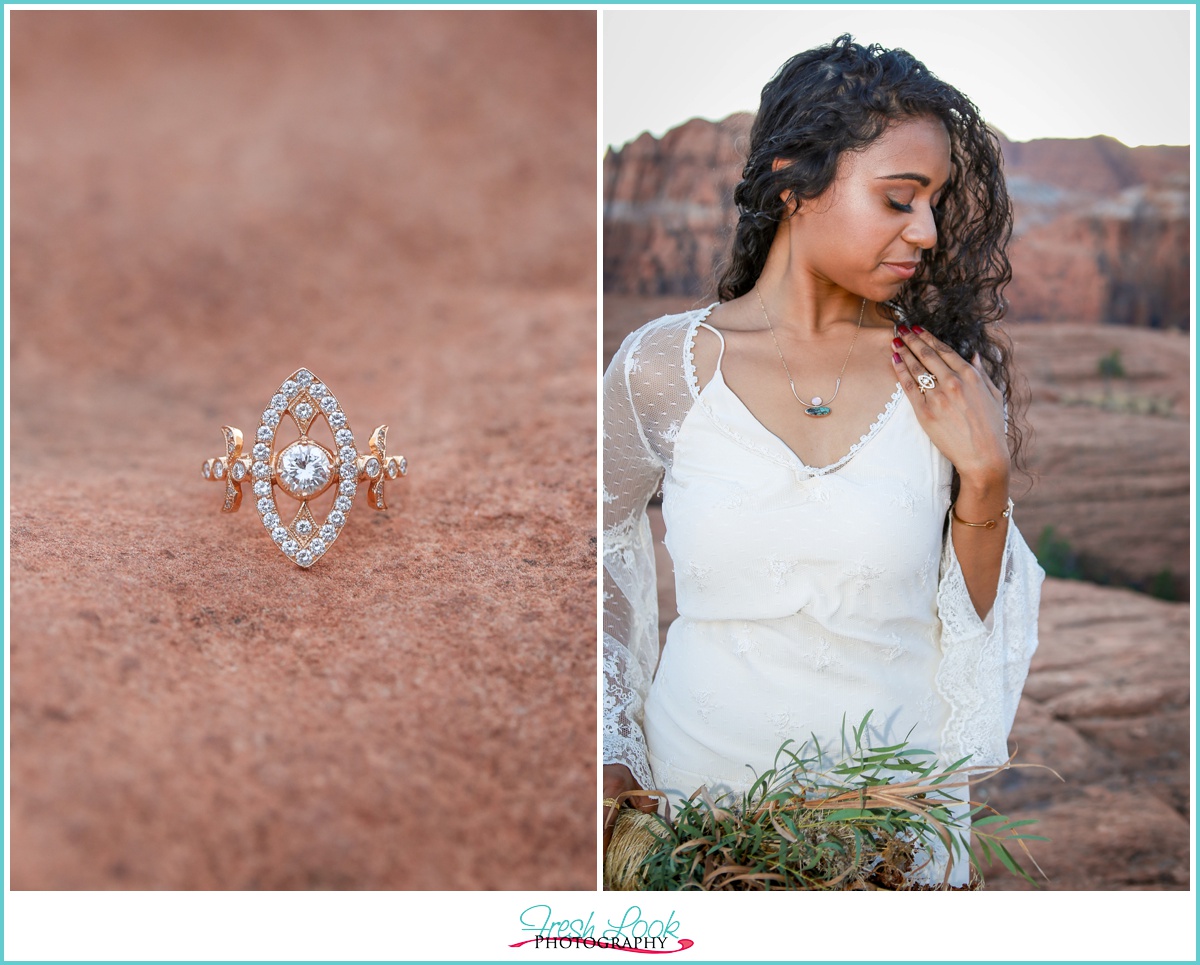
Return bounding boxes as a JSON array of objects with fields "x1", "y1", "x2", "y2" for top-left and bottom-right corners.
[{"x1": 602, "y1": 764, "x2": 660, "y2": 854}]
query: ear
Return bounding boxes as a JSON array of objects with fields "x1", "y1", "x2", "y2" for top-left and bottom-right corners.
[{"x1": 771, "y1": 157, "x2": 800, "y2": 215}]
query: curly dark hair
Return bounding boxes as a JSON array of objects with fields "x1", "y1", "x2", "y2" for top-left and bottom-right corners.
[{"x1": 717, "y1": 35, "x2": 1029, "y2": 474}]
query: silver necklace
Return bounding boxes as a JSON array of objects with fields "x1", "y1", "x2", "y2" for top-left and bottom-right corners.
[{"x1": 755, "y1": 287, "x2": 866, "y2": 418}]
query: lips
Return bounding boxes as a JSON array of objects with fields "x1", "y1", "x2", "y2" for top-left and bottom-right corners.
[{"x1": 882, "y1": 261, "x2": 919, "y2": 280}]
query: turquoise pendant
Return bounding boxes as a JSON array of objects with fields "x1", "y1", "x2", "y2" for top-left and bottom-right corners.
[{"x1": 805, "y1": 405, "x2": 832, "y2": 417}]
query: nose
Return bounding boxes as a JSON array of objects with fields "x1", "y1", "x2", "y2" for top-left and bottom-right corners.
[{"x1": 901, "y1": 205, "x2": 938, "y2": 250}]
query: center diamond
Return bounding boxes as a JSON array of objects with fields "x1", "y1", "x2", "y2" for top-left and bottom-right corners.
[{"x1": 277, "y1": 442, "x2": 333, "y2": 498}]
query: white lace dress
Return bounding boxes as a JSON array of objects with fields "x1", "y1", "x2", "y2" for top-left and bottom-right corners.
[{"x1": 603, "y1": 306, "x2": 1045, "y2": 886}]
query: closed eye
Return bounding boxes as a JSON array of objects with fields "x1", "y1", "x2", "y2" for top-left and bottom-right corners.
[{"x1": 887, "y1": 198, "x2": 913, "y2": 213}]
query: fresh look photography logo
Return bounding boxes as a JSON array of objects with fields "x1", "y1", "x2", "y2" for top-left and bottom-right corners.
[{"x1": 510, "y1": 904, "x2": 694, "y2": 953}]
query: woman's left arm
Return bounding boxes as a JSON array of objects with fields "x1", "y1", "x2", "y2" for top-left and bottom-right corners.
[{"x1": 890, "y1": 324, "x2": 1011, "y2": 619}]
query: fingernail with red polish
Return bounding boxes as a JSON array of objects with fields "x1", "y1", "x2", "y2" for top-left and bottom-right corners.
[
  {"x1": 892, "y1": 337, "x2": 903, "y2": 348},
  {"x1": 892, "y1": 352, "x2": 902, "y2": 363},
  {"x1": 898, "y1": 325, "x2": 911, "y2": 335},
  {"x1": 912, "y1": 325, "x2": 925, "y2": 334}
]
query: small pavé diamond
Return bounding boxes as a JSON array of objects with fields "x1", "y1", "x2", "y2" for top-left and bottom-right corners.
[
  {"x1": 341, "y1": 462, "x2": 358, "y2": 479},
  {"x1": 320, "y1": 395, "x2": 338, "y2": 414},
  {"x1": 253, "y1": 443, "x2": 270, "y2": 461},
  {"x1": 277, "y1": 442, "x2": 332, "y2": 498},
  {"x1": 296, "y1": 369, "x2": 313, "y2": 387},
  {"x1": 262, "y1": 408, "x2": 281, "y2": 427},
  {"x1": 230, "y1": 461, "x2": 247, "y2": 481},
  {"x1": 339, "y1": 478, "x2": 357, "y2": 496},
  {"x1": 294, "y1": 402, "x2": 314, "y2": 422},
  {"x1": 271, "y1": 393, "x2": 287, "y2": 411},
  {"x1": 202, "y1": 461, "x2": 211, "y2": 479},
  {"x1": 296, "y1": 519, "x2": 313, "y2": 536},
  {"x1": 335, "y1": 428, "x2": 353, "y2": 447},
  {"x1": 213, "y1": 460, "x2": 226, "y2": 479},
  {"x1": 398, "y1": 456, "x2": 407, "y2": 476},
  {"x1": 257, "y1": 425, "x2": 274, "y2": 442},
  {"x1": 257, "y1": 497, "x2": 274, "y2": 515},
  {"x1": 365, "y1": 457, "x2": 381, "y2": 477},
  {"x1": 263, "y1": 512, "x2": 281, "y2": 529},
  {"x1": 329, "y1": 510, "x2": 346, "y2": 528},
  {"x1": 319, "y1": 524, "x2": 337, "y2": 541},
  {"x1": 310, "y1": 383, "x2": 327, "y2": 398},
  {"x1": 329, "y1": 411, "x2": 347, "y2": 429},
  {"x1": 297, "y1": 549, "x2": 314, "y2": 567},
  {"x1": 281, "y1": 380, "x2": 299, "y2": 399},
  {"x1": 282, "y1": 539, "x2": 298, "y2": 557},
  {"x1": 339, "y1": 445, "x2": 357, "y2": 464},
  {"x1": 252, "y1": 461, "x2": 271, "y2": 479},
  {"x1": 335, "y1": 496, "x2": 352, "y2": 512},
  {"x1": 309, "y1": 538, "x2": 326, "y2": 556},
  {"x1": 272, "y1": 526, "x2": 288, "y2": 544},
  {"x1": 254, "y1": 480, "x2": 271, "y2": 497}
]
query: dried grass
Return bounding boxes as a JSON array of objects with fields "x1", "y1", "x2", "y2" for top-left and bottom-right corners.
[{"x1": 604, "y1": 714, "x2": 1054, "y2": 891}]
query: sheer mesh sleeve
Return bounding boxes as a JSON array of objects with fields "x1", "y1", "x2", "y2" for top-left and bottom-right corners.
[
  {"x1": 934, "y1": 515, "x2": 1045, "y2": 767},
  {"x1": 602, "y1": 314, "x2": 699, "y2": 789}
]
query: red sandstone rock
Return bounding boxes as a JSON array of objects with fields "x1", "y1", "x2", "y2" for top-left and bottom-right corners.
[
  {"x1": 995, "y1": 131, "x2": 1188, "y2": 196},
  {"x1": 10, "y1": 10, "x2": 597, "y2": 890},
  {"x1": 604, "y1": 117, "x2": 1188, "y2": 330},
  {"x1": 1009, "y1": 323, "x2": 1190, "y2": 599},
  {"x1": 980, "y1": 580, "x2": 1189, "y2": 890}
]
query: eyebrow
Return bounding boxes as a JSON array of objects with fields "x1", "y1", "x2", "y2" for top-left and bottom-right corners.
[{"x1": 876, "y1": 173, "x2": 932, "y2": 186}]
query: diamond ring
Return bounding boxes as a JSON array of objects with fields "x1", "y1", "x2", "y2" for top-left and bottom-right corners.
[
  {"x1": 202, "y1": 367, "x2": 407, "y2": 568},
  {"x1": 916, "y1": 372, "x2": 938, "y2": 393}
]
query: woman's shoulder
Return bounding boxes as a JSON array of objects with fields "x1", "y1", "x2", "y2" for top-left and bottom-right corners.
[
  {"x1": 613, "y1": 303, "x2": 718, "y2": 359},
  {"x1": 606, "y1": 304, "x2": 720, "y2": 401}
]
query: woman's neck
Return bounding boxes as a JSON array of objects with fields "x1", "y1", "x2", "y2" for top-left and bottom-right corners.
[{"x1": 754, "y1": 235, "x2": 874, "y2": 338}]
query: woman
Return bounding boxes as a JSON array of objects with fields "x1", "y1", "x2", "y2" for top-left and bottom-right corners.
[{"x1": 602, "y1": 35, "x2": 1044, "y2": 887}]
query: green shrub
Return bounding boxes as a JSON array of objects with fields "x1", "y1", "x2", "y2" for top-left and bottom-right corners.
[
  {"x1": 1035, "y1": 526, "x2": 1083, "y2": 580},
  {"x1": 1098, "y1": 349, "x2": 1126, "y2": 379},
  {"x1": 1149, "y1": 569, "x2": 1178, "y2": 601}
]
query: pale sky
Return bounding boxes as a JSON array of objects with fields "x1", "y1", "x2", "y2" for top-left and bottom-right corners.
[{"x1": 604, "y1": 7, "x2": 1194, "y2": 150}]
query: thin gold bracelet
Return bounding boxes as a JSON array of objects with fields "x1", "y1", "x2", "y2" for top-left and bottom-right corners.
[{"x1": 950, "y1": 497, "x2": 1014, "y2": 530}]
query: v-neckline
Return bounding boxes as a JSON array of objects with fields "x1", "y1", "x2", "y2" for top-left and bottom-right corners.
[
  {"x1": 683, "y1": 308, "x2": 905, "y2": 476},
  {"x1": 705, "y1": 367, "x2": 905, "y2": 474}
]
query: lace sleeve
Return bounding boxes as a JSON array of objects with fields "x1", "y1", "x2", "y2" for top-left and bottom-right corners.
[
  {"x1": 934, "y1": 514, "x2": 1046, "y2": 767},
  {"x1": 602, "y1": 327, "x2": 668, "y2": 791}
]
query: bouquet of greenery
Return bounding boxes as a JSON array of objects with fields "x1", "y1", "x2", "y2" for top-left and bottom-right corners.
[{"x1": 604, "y1": 713, "x2": 1048, "y2": 891}]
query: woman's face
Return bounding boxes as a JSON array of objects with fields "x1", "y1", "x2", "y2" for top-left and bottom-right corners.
[{"x1": 785, "y1": 114, "x2": 952, "y2": 303}]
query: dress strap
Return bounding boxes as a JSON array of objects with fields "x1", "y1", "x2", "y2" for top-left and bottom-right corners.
[{"x1": 695, "y1": 321, "x2": 727, "y2": 372}]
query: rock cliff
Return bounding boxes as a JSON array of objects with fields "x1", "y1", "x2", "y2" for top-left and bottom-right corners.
[{"x1": 604, "y1": 117, "x2": 1188, "y2": 329}]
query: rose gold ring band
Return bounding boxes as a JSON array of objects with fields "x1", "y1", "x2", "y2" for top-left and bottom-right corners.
[{"x1": 201, "y1": 367, "x2": 408, "y2": 568}]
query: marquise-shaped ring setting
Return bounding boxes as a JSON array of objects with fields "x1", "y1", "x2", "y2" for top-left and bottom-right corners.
[{"x1": 202, "y1": 367, "x2": 407, "y2": 568}]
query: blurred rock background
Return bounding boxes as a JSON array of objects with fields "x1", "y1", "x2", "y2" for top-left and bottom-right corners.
[
  {"x1": 10, "y1": 10, "x2": 597, "y2": 890},
  {"x1": 603, "y1": 116, "x2": 1190, "y2": 890}
]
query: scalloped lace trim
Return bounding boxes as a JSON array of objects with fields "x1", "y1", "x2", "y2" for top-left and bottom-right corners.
[
  {"x1": 682, "y1": 309, "x2": 904, "y2": 477},
  {"x1": 934, "y1": 517, "x2": 1043, "y2": 768},
  {"x1": 603, "y1": 633, "x2": 655, "y2": 790}
]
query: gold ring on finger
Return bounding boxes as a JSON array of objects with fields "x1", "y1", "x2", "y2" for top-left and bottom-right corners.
[{"x1": 917, "y1": 372, "x2": 937, "y2": 393}]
